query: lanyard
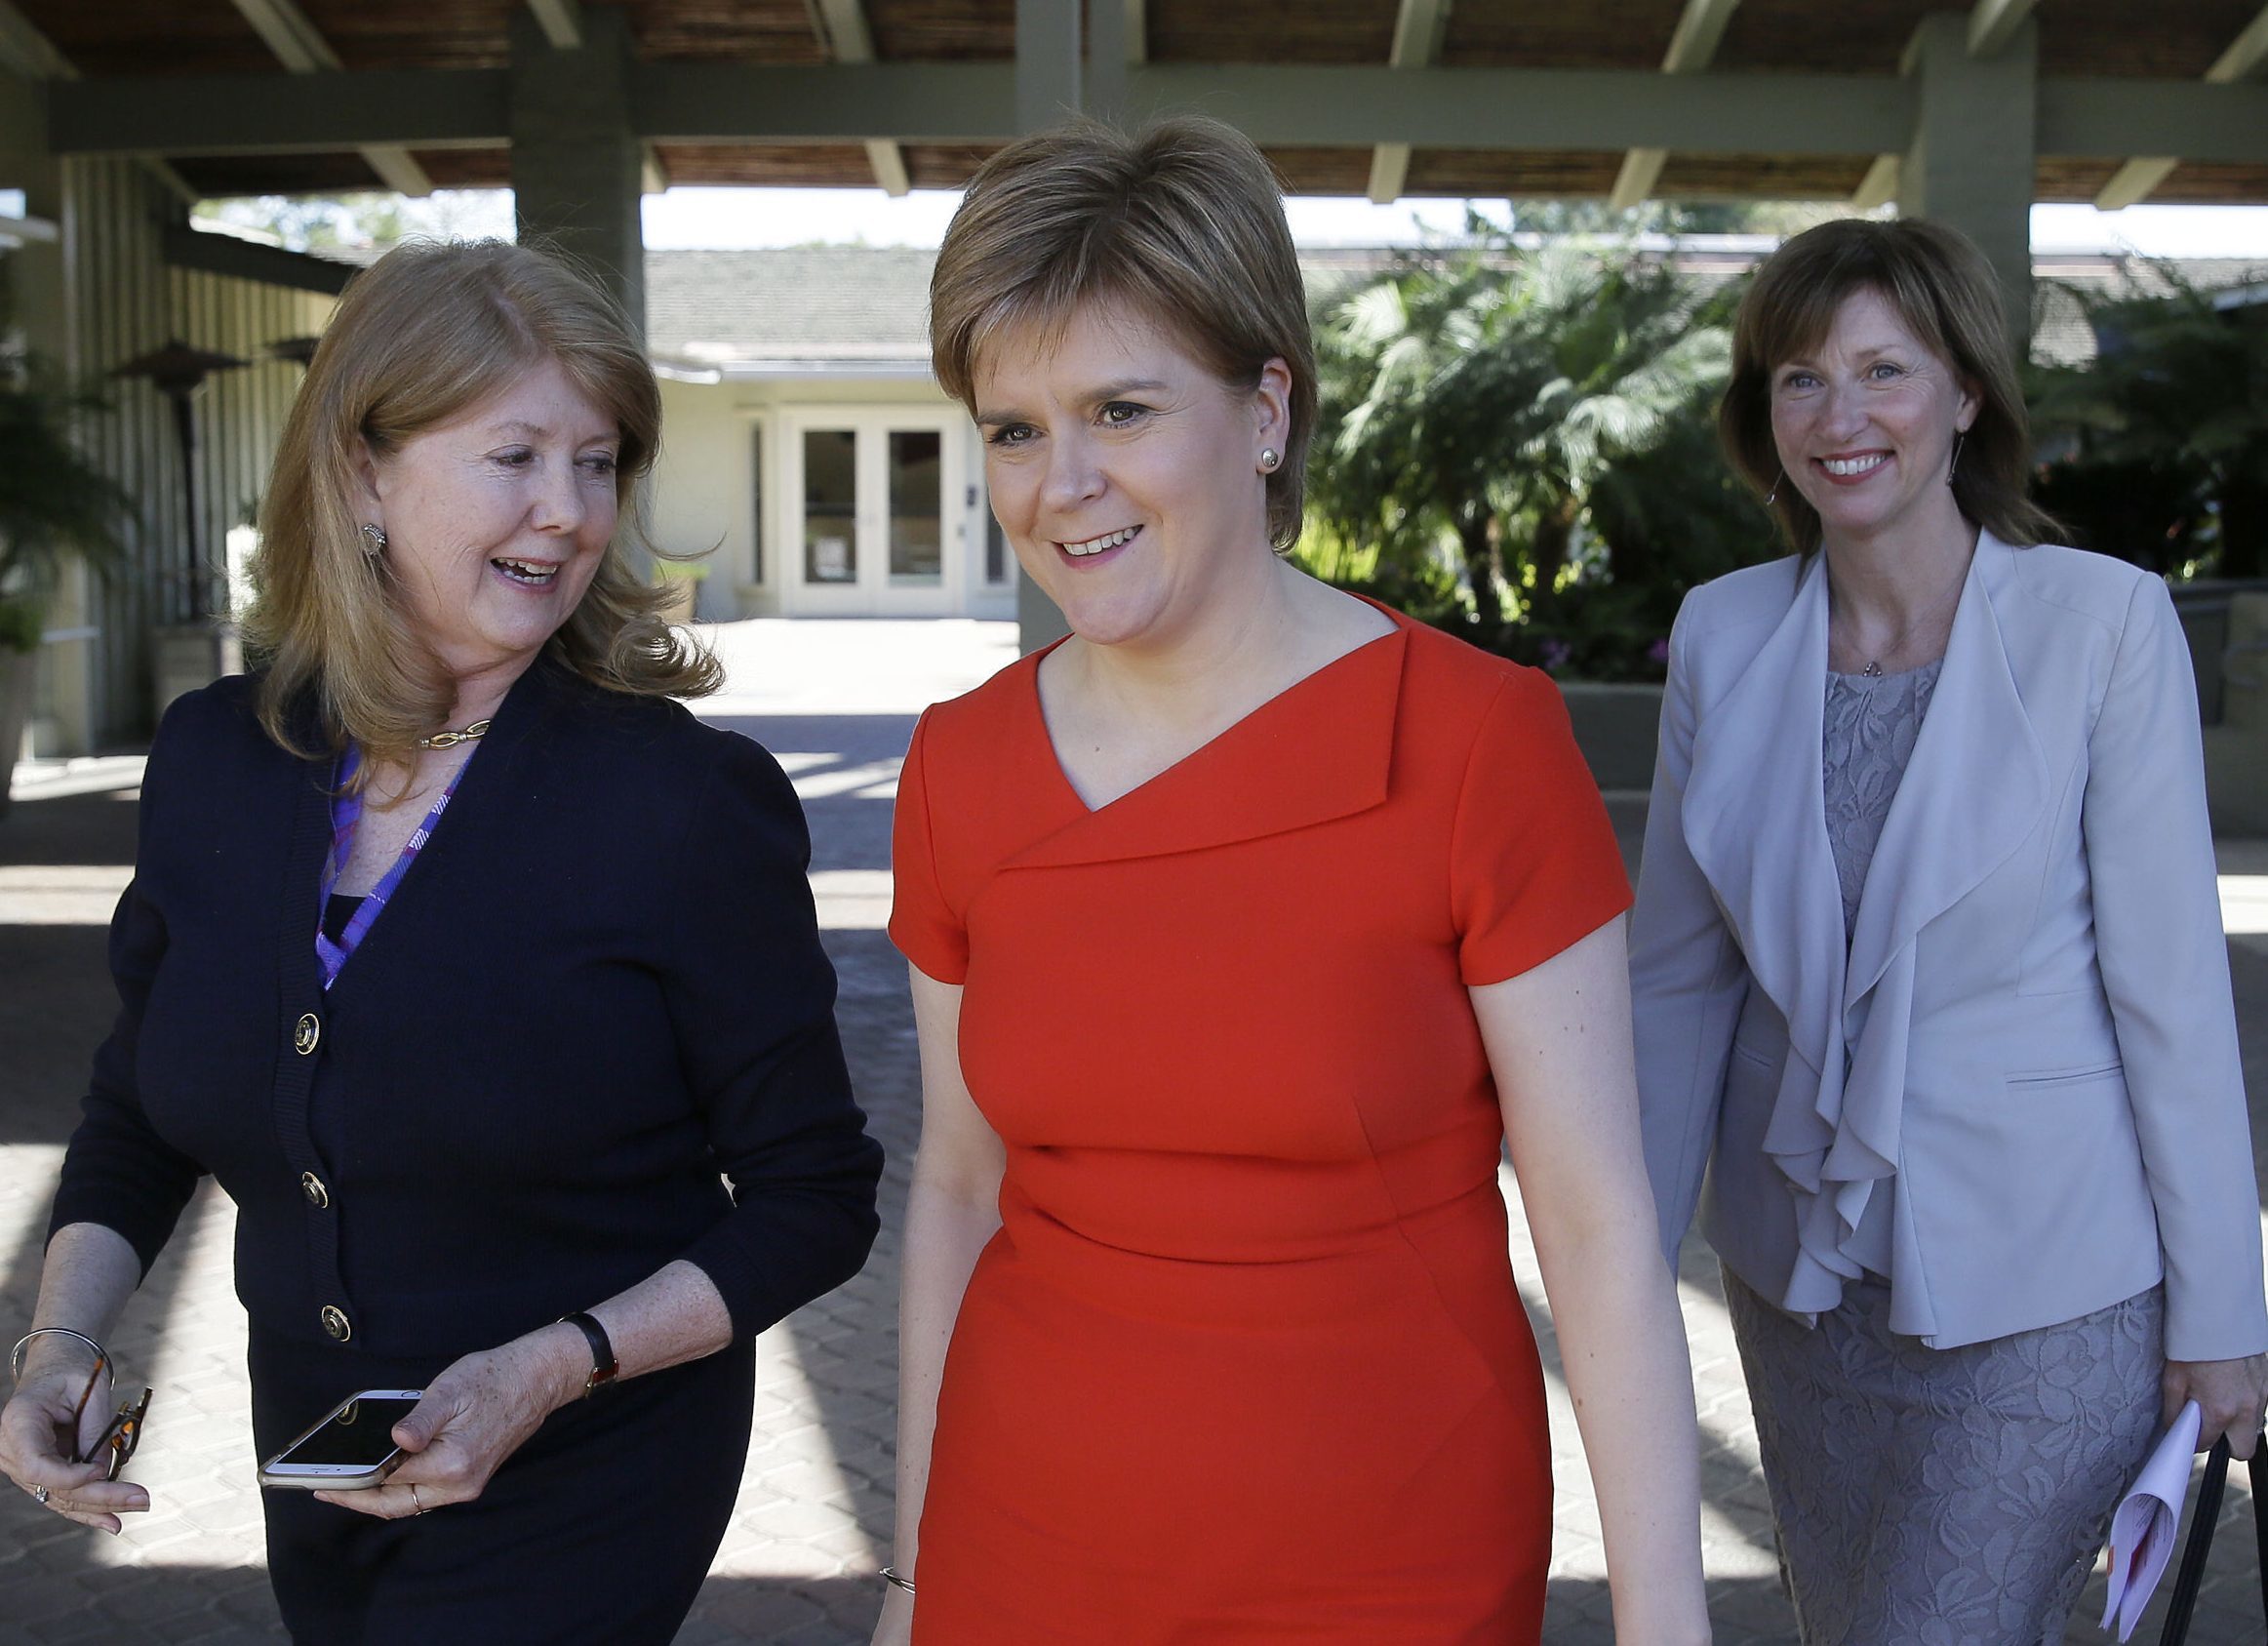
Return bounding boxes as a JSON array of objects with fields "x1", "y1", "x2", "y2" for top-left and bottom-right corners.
[{"x1": 315, "y1": 744, "x2": 469, "y2": 989}]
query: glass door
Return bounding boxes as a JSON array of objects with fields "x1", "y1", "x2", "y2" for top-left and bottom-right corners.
[
  {"x1": 784, "y1": 411, "x2": 959, "y2": 615},
  {"x1": 801, "y1": 427, "x2": 858, "y2": 590}
]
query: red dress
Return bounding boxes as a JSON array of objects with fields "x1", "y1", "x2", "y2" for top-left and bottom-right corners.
[{"x1": 890, "y1": 608, "x2": 1631, "y2": 1643}]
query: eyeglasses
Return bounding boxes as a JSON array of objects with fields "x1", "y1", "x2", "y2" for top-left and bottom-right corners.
[{"x1": 68, "y1": 1352, "x2": 152, "y2": 1482}]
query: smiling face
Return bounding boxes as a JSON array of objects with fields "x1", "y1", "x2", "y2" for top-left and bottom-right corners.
[
  {"x1": 359, "y1": 357, "x2": 620, "y2": 710},
  {"x1": 973, "y1": 301, "x2": 1290, "y2": 652},
  {"x1": 1770, "y1": 286, "x2": 1978, "y2": 554}
]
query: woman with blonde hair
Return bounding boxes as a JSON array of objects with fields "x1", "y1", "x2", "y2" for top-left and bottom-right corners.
[
  {"x1": 877, "y1": 117, "x2": 1708, "y2": 1644},
  {"x1": 1631, "y1": 216, "x2": 2267, "y2": 1640},
  {"x1": 0, "y1": 240, "x2": 882, "y2": 1641}
]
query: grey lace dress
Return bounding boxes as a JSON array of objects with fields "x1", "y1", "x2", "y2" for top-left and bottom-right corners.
[{"x1": 1723, "y1": 661, "x2": 2165, "y2": 1646}]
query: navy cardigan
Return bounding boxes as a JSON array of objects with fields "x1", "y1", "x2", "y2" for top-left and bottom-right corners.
[{"x1": 50, "y1": 660, "x2": 881, "y2": 1360}]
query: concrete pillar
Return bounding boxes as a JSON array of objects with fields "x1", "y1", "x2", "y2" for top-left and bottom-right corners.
[
  {"x1": 1897, "y1": 13, "x2": 2036, "y2": 348},
  {"x1": 1013, "y1": 0, "x2": 1082, "y2": 654},
  {"x1": 508, "y1": 6, "x2": 645, "y2": 336}
]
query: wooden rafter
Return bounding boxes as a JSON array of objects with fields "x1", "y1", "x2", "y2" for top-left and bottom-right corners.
[
  {"x1": 1610, "y1": 0, "x2": 1741, "y2": 210},
  {"x1": 1367, "y1": 0, "x2": 1451, "y2": 205},
  {"x1": 813, "y1": 0, "x2": 908, "y2": 196},
  {"x1": 1966, "y1": 0, "x2": 2038, "y2": 58},
  {"x1": 0, "y1": 0, "x2": 68, "y2": 80},
  {"x1": 230, "y1": 0, "x2": 432, "y2": 195},
  {"x1": 526, "y1": 0, "x2": 583, "y2": 51},
  {"x1": 1848, "y1": 0, "x2": 2033, "y2": 213},
  {"x1": 0, "y1": 0, "x2": 198, "y2": 204},
  {"x1": 2095, "y1": 3, "x2": 2268, "y2": 209}
]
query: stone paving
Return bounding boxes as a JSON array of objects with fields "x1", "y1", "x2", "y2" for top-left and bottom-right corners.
[{"x1": 1, "y1": 616, "x2": 2262, "y2": 1644}]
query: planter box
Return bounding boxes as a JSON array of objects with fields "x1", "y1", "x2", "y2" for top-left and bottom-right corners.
[
  {"x1": 1557, "y1": 681, "x2": 1664, "y2": 793},
  {"x1": 0, "y1": 649, "x2": 34, "y2": 820}
]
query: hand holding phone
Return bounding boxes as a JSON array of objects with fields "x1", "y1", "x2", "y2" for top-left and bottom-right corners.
[{"x1": 259, "y1": 1390, "x2": 423, "y2": 1489}]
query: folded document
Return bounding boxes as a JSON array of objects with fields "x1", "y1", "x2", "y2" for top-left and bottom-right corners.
[{"x1": 2100, "y1": 1399, "x2": 2203, "y2": 1640}]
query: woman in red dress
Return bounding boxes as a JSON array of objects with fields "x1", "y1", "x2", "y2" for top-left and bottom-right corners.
[{"x1": 874, "y1": 117, "x2": 1709, "y2": 1645}]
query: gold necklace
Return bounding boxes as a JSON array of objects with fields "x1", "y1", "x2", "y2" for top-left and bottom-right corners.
[{"x1": 417, "y1": 718, "x2": 492, "y2": 750}]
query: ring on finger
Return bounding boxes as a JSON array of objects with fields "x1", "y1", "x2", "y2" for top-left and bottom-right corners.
[
  {"x1": 408, "y1": 1484, "x2": 426, "y2": 1516},
  {"x1": 29, "y1": 1483, "x2": 50, "y2": 1505}
]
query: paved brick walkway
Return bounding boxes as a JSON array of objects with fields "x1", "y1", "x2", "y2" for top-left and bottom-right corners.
[{"x1": 2, "y1": 619, "x2": 2261, "y2": 1643}]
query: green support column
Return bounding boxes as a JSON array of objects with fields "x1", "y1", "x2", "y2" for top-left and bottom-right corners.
[
  {"x1": 1897, "y1": 12, "x2": 2037, "y2": 348},
  {"x1": 1013, "y1": 0, "x2": 1082, "y2": 655},
  {"x1": 508, "y1": 6, "x2": 645, "y2": 336}
]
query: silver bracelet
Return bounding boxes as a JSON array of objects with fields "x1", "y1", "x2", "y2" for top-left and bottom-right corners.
[
  {"x1": 880, "y1": 1566, "x2": 915, "y2": 1595},
  {"x1": 9, "y1": 1326, "x2": 107, "y2": 1385}
]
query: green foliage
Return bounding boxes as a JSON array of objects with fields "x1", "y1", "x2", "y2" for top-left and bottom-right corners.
[
  {"x1": 0, "y1": 595, "x2": 43, "y2": 653},
  {"x1": 2027, "y1": 268, "x2": 2268, "y2": 579},
  {"x1": 1308, "y1": 231, "x2": 1765, "y2": 678},
  {"x1": 191, "y1": 190, "x2": 512, "y2": 254},
  {"x1": 0, "y1": 267, "x2": 136, "y2": 652}
]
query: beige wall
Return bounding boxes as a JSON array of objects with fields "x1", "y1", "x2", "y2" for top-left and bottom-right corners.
[{"x1": 652, "y1": 374, "x2": 1013, "y2": 622}]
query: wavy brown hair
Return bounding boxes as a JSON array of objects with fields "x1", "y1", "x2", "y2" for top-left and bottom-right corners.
[
  {"x1": 244, "y1": 239, "x2": 718, "y2": 777},
  {"x1": 929, "y1": 115, "x2": 1317, "y2": 552},
  {"x1": 1719, "y1": 217, "x2": 2061, "y2": 556}
]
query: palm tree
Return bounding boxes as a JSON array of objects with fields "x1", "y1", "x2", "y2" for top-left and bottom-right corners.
[
  {"x1": 0, "y1": 266, "x2": 133, "y2": 809},
  {"x1": 2028, "y1": 269, "x2": 2268, "y2": 579},
  {"x1": 1309, "y1": 236, "x2": 1735, "y2": 646},
  {"x1": 0, "y1": 272, "x2": 133, "y2": 652}
]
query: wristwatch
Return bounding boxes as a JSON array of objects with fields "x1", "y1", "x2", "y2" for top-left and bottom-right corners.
[{"x1": 557, "y1": 1310, "x2": 617, "y2": 1397}]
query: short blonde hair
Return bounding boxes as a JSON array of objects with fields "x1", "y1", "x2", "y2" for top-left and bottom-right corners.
[
  {"x1": 245, "y1": 239, "x2": 717, "y2": 774},
  {"x1": 930, "y1": 115, "x2": 1317, "y2": 551},
  {"x1": 1720, "y1": 217, "x2": 2061, "y2": 555}
]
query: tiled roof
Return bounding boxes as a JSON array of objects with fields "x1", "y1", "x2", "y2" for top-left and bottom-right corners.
[
  {"x1": 643, "y1": 245, "x2": 2268, "y2": 372},
  {"x1": 647, "y1": 247, "x2": 938, "y2": 373}
]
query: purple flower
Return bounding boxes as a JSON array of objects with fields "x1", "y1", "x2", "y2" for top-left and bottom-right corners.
[
  {"x1": 1540, "y1": 639, "x2": 1572, "y2": 672},
  {"x1": 1648, "y1": 637, "x2": 1671, "y2": 665}
]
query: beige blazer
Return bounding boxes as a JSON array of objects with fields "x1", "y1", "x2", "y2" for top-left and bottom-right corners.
[{"x1": 1631, "y1": 531, "x2": 2268, "y2": 1357}]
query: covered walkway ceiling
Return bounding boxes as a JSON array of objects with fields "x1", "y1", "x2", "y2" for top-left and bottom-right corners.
[{"x1": 3, "y1": 0, "x2": 2266, "y2": 211}]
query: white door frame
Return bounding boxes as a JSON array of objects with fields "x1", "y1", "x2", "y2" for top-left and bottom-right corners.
[{"x1": 778, "y1": 405, "x2": 964, "y2": 617}]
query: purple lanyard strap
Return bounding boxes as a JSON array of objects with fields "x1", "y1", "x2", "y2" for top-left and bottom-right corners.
[{"x1": 315, "y1": 744, "x2": 468, "y2": 989}]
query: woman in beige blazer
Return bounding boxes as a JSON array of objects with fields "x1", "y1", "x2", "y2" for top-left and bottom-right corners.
[{"x1": 1631, "y1": 218, "x2": 2268, "y2": 1642}]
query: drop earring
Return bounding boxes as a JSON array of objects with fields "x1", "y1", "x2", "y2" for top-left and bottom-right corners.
[
  {"x1": 1766, "y1": 470, "x2": 1784, "y2": 506},
  {"x1": 360, "y1": 523, "x2": 387, "y2": 556},
  {"x1": 1946, "y1": 432, "x2": 1966, "y2": 488}
]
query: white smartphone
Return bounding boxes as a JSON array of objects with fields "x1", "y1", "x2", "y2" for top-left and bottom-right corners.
[{"x1": 257, "y1": 1389, "x2": 423, "y2": 1490}]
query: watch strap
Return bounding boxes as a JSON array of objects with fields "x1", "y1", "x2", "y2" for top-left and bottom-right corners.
[{"x1": 557, "y1": 1310, "x2": 617, "y2": 1396}]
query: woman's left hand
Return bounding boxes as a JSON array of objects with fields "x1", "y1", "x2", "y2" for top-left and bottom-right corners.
[
  {"x1": 2163, "y1": 1353, "x2": 2268, "y2": 1456},
  {"x1": 313, "y1": 1326, "x2": 584, "y2": 1519}
]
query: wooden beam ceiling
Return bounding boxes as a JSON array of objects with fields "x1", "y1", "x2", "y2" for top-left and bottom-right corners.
[
  {"x1": 814, "y1": 0, "x2": 908, "y2": 196},
  {"x1": 0, "y1": 0, "x2": 195, "y2": 203},
  {"x1": 1609, "y1": 0, "x2": 1740, "y2": 211},
  {"x1": 1966, "y1": 0, "x2": 2038, "y2": 59},
  {"x1": 1851, "y1": 0, "x2": 2032, "y2": 213},
  {"x1": 229, "y1": 0, "x2": 432, "y2": 194},
  {"x1": 41, "y1": 59, "x2": 2268, "y2": 169},
  {"x1": 2095, "y1": 3, "x2": 2268, "y2": 209},
  {"x1": 1367, "y1": 0, "x2": 1452, "y2": 206},
  {"x1": 0, "y1": 0, "x2": 68, "y2": 80},
  {"x1": 526, "y1": 0, "x2": 583, "y2": 52}
]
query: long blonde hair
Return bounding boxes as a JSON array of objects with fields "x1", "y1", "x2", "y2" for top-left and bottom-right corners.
[{"x1": 244, "y1": 239, "x2": 718, "y2": 774}]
